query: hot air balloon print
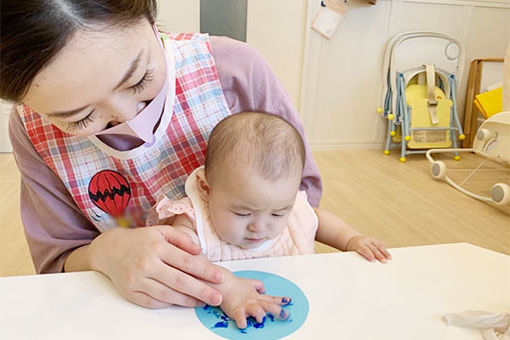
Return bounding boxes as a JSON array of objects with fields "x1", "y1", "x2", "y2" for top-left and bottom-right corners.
[{"x1": 88, "y1": 170, "x2": 132, "y2": 226}]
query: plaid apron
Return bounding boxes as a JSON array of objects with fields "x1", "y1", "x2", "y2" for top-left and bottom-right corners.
[{"x1": 18, "y1": 33, "x2": 231, "y2": 232}]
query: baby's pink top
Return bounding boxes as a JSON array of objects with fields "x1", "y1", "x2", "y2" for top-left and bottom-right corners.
[{"x1": 147, "y1": 167, "x2": 318, "y2": 262}]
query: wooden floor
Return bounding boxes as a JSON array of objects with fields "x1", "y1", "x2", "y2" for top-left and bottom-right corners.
[
  {"x1": 1, "y1": 150, "x2": 509, "y2": 277},
  {"x1": 0, "y1": 153, "x2": 35, "y2": 276}
]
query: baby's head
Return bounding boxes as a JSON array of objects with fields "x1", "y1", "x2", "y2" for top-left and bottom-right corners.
[{"x1": 199, "y1": 112, "x2": 306, "y2": 249}]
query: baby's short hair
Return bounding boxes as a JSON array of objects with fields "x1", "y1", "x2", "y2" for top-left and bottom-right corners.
[{"x1": 205, "y1": 112, "x2": 306, "y2": 184}]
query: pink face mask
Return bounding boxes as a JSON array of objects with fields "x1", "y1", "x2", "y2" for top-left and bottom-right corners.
[{"x1": 95, "y1": 26, "x2": 169, "y2": 145}]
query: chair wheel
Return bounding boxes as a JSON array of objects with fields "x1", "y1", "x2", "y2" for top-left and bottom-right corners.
[
  {"x1": 431, "y1": 161, "x2": 446, "y2": 179},
  {"x1": 491, "y1": 183, "x2": 510, "y2": 205}
]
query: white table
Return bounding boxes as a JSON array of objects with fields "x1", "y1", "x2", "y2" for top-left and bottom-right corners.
[{"x1": 1, "y1": 243, "x2": 509, "y2": 340}]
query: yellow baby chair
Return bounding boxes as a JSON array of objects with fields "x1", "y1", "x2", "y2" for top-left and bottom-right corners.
[
  {"x1": 405, "y1": 67, "x2": 453, "y2": 149},
  {"x1": 378, "y1": 32, "x2": 465, "y2": 162},
  {"x1": 426, "y1": 111, "x2": 510, "y2": 205}
]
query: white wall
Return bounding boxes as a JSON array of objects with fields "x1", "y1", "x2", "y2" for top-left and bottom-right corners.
[
  {"x1": 300, "y1": 0, "x2": 510, "y2": 149},
  {"x1": 156, "y1": 0, "x2": 200, "y2": 32},
  {"x1": 0, "y1": 101, "x2": 12, "y2": 152},
  {"x1": 246, "y1": 0, "x2": 308, "y2": 107},
  {"x1": 156, "y1": 0, "x2": 309, "y2": 111}
]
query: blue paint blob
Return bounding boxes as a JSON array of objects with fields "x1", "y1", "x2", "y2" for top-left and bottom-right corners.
[
  {"x1": 195, "y1": 270, "x2": 309, "y2": 339},
  {"x1": 213, "y1": 321, "x2": 229, "y2": 329},
  {"x1": 253, "y1": 321, "x2": 265, "y2": 329}
]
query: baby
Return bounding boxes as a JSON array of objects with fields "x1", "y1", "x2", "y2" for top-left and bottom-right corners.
[{"x1": 148, "y1": 112, "x2": 391, "y2": 328}]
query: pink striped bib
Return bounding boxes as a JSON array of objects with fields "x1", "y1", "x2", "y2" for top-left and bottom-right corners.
[{"x1": 17, "y1": 33, "x2": 232, "y2": 232}]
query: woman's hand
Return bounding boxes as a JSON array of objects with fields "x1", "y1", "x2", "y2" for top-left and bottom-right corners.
[
  {"x1": 218, "y1": 274, "x2": 291, "y2": 329},
  {"x1": 346, "y1": 235, "x2": 392, "y2": 263},
  {"x1": 88, "y1": 225, "x2": 225, "y2": 308}
]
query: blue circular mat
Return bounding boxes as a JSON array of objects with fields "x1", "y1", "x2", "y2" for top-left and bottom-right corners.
[{"x1": 194, "y1": 270, "x2": 309, "y2": 340}]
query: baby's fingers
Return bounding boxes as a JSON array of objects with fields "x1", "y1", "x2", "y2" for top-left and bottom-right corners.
[
  {"x1": 356, "y1": 245, "x2": 376, "y2": 262},
  {"x1": 368, "y1": 243, "x2": 388, "y2": 263},
  {"x1": 260, "y1": 300, "x2": 290, "y2": 320},
  {"x1": 376, "y1": 241, "x2": 392, "y2": 260},
  {"x1": 233, "y1": 309, "x2": 248, "y2": 329},
  {"x1": 245, "y1": 304, "x2": 267, "y2": 323},
  {"x1": 247, "y1": 278, "x2": 266, "y2": 294},
  {"x1": 260, "y1": 294, "x2": 292, "y2": 306}
]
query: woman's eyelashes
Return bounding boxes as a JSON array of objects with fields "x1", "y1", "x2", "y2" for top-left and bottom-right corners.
[
  {"x1": 130, "y1": 68, "x2": 154, "y2": 94},
  {"x1": 64, "y1": 68, "x2": 155, "y2": 130},
  {"x1": 66, "y1": 110, "x2": 95, "y2": 131}
]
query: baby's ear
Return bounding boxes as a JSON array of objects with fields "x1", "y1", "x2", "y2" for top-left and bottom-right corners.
[{"x1": 197, "y1": 173, "x2": 210, "y2": 195}]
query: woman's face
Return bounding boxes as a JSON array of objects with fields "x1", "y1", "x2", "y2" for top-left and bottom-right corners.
[{"x1": 22, "y1": 19, "x2": 167, "y2": 136}]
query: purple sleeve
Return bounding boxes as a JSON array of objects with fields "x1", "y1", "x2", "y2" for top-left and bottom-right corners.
[
  {"x1": 9, "y1": 108, "x2": 99, "y2": 274},
  {"x1": 209, "y1": 36, "x2": 322, "y2": 207}
]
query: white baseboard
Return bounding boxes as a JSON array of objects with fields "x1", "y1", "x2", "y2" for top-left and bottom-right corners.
[{"x1": 310, "y1": 140, "x2": 385, "y2": 151}]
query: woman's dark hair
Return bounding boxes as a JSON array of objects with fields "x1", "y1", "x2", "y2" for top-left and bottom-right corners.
[{"x1": 0, "y1": 0, "x2": 158, "y2": 102}]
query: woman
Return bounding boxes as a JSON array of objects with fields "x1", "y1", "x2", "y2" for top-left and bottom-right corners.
[{"x1": 0, "y1": 0, "x2": 322, "y2": 309}]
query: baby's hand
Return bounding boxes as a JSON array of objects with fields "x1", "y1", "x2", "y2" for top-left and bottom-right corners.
[
  {"x1": 220, "y1": 275, "x2": 291, "y2": 329},
  {"x1": 346, "y1": 235, "x2": 392, "y2": 263}
]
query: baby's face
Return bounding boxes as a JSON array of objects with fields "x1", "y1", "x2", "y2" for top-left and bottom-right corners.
[{"x1": 205, "y1": 168, "x2": 301, "y2": 249}]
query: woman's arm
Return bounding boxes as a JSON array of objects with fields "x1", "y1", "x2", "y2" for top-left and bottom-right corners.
[
  {"x1": 9, "y1": 108, "x2": 225, "y2": 307},
  {"x1": 9, "y1": 107, "x2": 100, "y2": 273}
]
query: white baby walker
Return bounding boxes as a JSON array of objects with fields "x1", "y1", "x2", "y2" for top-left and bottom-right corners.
[{"x1": 426, "y1": 111, "x2": 510, "y2": 205}]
